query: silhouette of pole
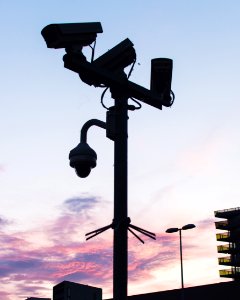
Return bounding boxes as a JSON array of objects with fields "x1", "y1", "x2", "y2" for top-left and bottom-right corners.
[
  {"x1": 179, "y1": 229, "x2": 184, "y2": 290},
  {"x1": 83, "y1": 96, "x2": 156, "y2": 300},
  {"x1": 166, "y1": 224, "x2": 196, "y2": 300},
  {"x1": 179, "y1": 229, "x2": 184, "y2": 300},
  {"x1": 41, "y1": 21, "x2": 174, "y2": 300},
  {"x1": 113, "y1": 94, "x2": 128, "y2": 300}
]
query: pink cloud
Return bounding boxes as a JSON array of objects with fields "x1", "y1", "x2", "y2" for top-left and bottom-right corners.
[
  {"x1": 0, "y1": 197, "x2": 114, "y2": 298},
  {"x1": 0, "y1": 164, "x2": 5, "y2": 172},
  {"x1": 0, "y1": 200, "x2": 219, "y2": 299},
  {"x1": 0, "y1": 290, "x2": 12, "y2": 300}
]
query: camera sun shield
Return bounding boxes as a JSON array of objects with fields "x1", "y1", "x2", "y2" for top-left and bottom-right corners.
[{"x1": 41, "y1": 22, "x2": 103, "y2": 49}]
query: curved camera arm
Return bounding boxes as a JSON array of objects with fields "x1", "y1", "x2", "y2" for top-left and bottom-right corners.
[{"x1": 81, "y1": 119, "x2": 106, "y2": 143}]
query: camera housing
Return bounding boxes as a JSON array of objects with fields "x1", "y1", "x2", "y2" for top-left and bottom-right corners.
[
  {"x1": 93, "y1": 38, "x2": 136, "y2": 74},
  {"x1": 64, "y1": 38, "x2": 136, "y2": 88},
  {"x1": 150, "y1": 58, "x2": 173, "y2": 103},
  {"x1": 69, "y1": 142, "x2": 97, "y2": 178},
  {"x1": 41, "y1": 21, "x2": 174, "y2": 110},
  {"x1": 41, "y1": 22, "x2": 103, "y2": 49}
]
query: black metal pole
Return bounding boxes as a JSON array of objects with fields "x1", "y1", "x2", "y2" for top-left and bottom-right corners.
[
  {"x1": 113, "y1": 96, "x2": 128, "y2": 300},
  {"x1": 179, "y1": 229, "x2": 185, "y2": 300}
]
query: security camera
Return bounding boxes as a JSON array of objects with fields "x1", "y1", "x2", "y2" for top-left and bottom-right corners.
[
  {"x1": 93, "y1": 38, "x2": 136, "y2": 74},
  {"x1": 41, "y1": 22, "x2": 103, "y2": 49},
  {"x1": 63, "y1": 38, "x2": 136, "y2": 87},
  {"x1": 69, "y1": 142, "x2": 97, "y2": 178},
  {"x1": 150, "y1": 58, "x2": 173, "y2": 103}
]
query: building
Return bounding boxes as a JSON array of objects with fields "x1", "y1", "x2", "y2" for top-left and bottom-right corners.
[
  {"x1": 126, "y1": 281, "x2": 240, "y2": 300},
  {"x1": 215, "y1": 207, "x2": 240, "y2": 279},
  {"x1": 53, "y1": 280, "x2": 102, "y2": 300},
  {"x1": 52, "y1": 281, "x2": 240, "y2": 300},
  {"x1": 26, "y1": 298, "x2": 51, "y2": 300}
]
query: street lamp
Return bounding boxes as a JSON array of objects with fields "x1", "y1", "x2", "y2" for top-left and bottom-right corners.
[{"x1": 166, "y1": 224, "x2": 196, "y2": 298}]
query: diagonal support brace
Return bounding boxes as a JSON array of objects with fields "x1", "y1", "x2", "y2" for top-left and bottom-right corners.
[{"x1": 85, "y1": 217, "x2": 156, "y2": 244}]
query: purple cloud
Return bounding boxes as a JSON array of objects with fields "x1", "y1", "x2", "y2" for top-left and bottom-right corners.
[
  {"x1": 0, "y1": 200, "x2": 216, "y2": 299},
  {"x1": 0, "y1": 215, "x2": 13, "y2": 227},
  {"x1": 63, "y1": 196, "x2": 101, "y2": 214},
  {"x1": 0, "y1": 290, "x2": 12, "y2": 300},
  {"x1": 0, "y1": 195, "x2": 113, "y2": 298}
]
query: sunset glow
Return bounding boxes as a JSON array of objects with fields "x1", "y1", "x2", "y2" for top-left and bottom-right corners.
[{"x1": 1, "y1": 1, "x2": 240, "y2": 299}]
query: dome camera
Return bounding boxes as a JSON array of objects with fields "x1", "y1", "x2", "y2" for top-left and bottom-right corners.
[{"x1": 69, "y1": 142, "x2": 97, "y2": 178}]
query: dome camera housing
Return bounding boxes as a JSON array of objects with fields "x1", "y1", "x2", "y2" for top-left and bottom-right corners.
[{"x1": 69, "y1": 142, "x2": 97, "y2": 178}]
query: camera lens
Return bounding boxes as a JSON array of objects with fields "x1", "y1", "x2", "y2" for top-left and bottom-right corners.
[{"x1": 74, "y1": 163, "x2": 91, "y2": 178}]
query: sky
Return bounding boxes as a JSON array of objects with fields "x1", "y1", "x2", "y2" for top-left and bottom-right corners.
[{"x1": 0, "y1": 0, "x2": 240, "y2": 299}]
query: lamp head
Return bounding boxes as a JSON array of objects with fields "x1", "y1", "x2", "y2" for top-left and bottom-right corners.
[
  {"x1": 69, "y1": 142, "x2": 97, "y2": 178},
  {"x1": 166, "y1": 227, "x2": 179, "y2": 233},
  {"x1": 182, "y1": 224, "x2": 196, "y2": 230}
]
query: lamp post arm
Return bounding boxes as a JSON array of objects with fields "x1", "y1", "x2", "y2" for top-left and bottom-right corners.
[{"x1": 80, "y1": 119, "x2": 106, "y2": 143}]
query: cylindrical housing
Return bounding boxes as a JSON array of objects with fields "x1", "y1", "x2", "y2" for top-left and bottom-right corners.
[{"x1": 150, "y1": 58, "x2": 173, "y2": 101}]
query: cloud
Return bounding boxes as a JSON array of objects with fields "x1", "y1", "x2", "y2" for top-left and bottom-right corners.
[
  {"x1": 128, "y1": 234, "x2": 178, "y2": 282},
  {"x1": 0, "y1": 290, "x2": 12, "y2": 300},
  {"x1": 196, "y1": 217, "x2": 215, "y2": 228},
  {"x1": 63, "y1": 196, "x2": 101, "y2": 214},
  {"x1": 0, "y1": 229, "x2": 113, "y2": 297},
  {"x1": 0, "y1": 215, "x2": 12, "y2": 227},
  {"x1": 0, "y1": 195, "x2": 113, "y2": 298},
  {"x1": 44, "y1": 195, "x2": 106, "y2": 245},
  {"x1": 127, "y1": 216, "x2": 217, "y2": 287},
  {"x1": 0, "y1": 199, "x2": 219, "y2": 299},
  {"x1": 15, "y1": 282, "x2": 51, "y2": 299}
]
